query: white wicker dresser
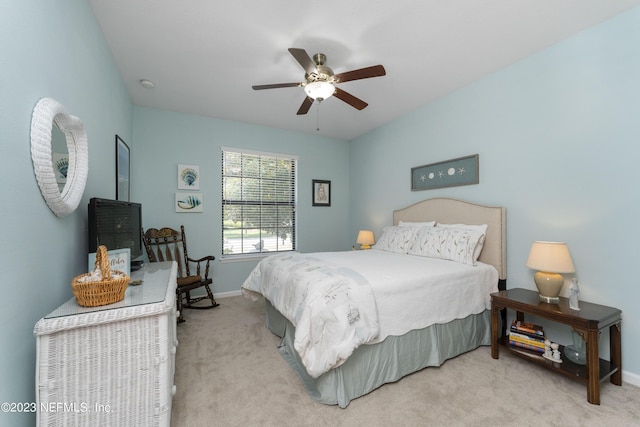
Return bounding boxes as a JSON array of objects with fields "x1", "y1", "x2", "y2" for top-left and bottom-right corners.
[{"x1": 34, "y1": 261, "x2": 178, "y2": 427}]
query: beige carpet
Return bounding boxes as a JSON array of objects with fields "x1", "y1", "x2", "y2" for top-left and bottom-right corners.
[{"x1": 171, "y1": 296, "x2": 640, "y2": 427}]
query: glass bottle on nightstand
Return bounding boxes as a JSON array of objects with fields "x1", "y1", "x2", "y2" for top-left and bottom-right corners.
[{"x1": 564, "y1": 330, "x2": 587, "y2": 365}]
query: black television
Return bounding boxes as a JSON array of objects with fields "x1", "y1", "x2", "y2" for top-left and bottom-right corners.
[{"x1": 88, "y1": 198, "x2": 143, "y2": 266}]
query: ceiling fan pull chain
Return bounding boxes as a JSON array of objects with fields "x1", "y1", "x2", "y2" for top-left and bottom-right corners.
[{"x1": 316, "y1": 101, "x2": 320, "y2": 131}]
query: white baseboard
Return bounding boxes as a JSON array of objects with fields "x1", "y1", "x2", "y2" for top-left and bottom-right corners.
[
  {"x1": 188, "y1": 290, "x2": 242, "y2": 299},
  {"x1": 215, "y1": 290, "x2": 242, "y2": 299},
  {"x1": 623, "y1": 369, "x2": 640, "y2": 388}
]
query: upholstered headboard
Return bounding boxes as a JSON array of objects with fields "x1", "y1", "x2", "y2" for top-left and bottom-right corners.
[{"x1": 393, "y1": 198, "x2": 507, "y2": 281}]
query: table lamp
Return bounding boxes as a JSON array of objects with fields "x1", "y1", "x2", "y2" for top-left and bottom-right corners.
[
  {"x1": 356, "y1": 230, "x2": 375, "y2": 250},
  {"x1": 526, "y1": 241, "x2": 575, "y2": 303}
]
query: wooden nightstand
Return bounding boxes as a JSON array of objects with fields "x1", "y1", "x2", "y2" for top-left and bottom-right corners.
[{"x1": 490, "y1": 288, "x2": 622, "y2": 405}]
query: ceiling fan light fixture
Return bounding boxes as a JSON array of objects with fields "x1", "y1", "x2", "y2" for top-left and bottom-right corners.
[
  {"x1": 304, "y1": 81, "x2": 335, "y2": 101},
  {"x1": 252, "y1": 48, "x2": 385, "y2": 115}
]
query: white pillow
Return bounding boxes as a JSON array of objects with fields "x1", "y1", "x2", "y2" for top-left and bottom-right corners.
[
  {"x1": 435, "y1": 223, "x2": 488, "y2": 260},
  {"x1": 436, "y1": 223, "x2": 488, "y2": 233},
  {"x1": 372, "y1": 226, "x2": 416, "y2": 254},
  {"x1": 408, "y1": 227, "x2": 486, "y2": 265},
  {"x1": 397, "y1": 220, "x2": 436, "y2": 228}
]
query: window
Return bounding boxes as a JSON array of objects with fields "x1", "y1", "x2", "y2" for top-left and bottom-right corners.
[{"x1": 222, "y1": 148, "x2": 297, "y2": 257}]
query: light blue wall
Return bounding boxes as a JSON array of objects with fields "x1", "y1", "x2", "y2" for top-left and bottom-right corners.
[
  {"x1": 0, "y1": 1, "x2": 132, "y2": 426},
  {"x1": 350, "y1": 7, "x2": 640, "y2": 380},
  {"x1": 132, "y1": 107, "x2": 350, "y2": 292},
  {"x1": 2, "y1": 3, "x2": 639, "y2": 423}
]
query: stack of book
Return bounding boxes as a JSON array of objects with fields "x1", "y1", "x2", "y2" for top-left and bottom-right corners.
[{"x1": 509, "y1": 320, "x2": 545, "y2": 354}]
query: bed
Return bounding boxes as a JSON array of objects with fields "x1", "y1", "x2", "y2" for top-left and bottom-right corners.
[{"x1": 242, "y1": 198, "x2": 506, "y2": 408}]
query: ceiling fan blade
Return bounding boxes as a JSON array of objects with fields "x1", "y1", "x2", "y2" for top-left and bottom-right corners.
[
  {"x1": 288, "y1": 48, "x2": 317, "y2": 75},
  {"x1": 252, "y1": 82, "x2": 301, "y2": 90},
  {"x1": 333, "y1": 87, "x2": 368, "y2": 110},
  {"x1": 333, "y1": 65, "x2": 386, "y2": 83},
  {"x1": 296, "y1": 96, "x2": 314, "y2": 115}
]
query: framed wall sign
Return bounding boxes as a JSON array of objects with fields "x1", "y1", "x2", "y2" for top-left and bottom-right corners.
[
  {"x1": 411, "y1": 154, "x2": 479, "y2": 191},
  {"x1": 88, "y1": 248, "x2": 130, "y2": 278},
  {"x1": 312, "y1": 179, "x2": 331, "y2": 207},
  {"x1": 116, "y1": 135, "x2": 130, "y2": 201}
]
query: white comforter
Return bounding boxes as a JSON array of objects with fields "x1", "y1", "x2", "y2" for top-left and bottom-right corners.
[
  {"x1": 242, "y1": 249, "x2": 499, "y2": 377},
  {"x1": 242, "y1": 253, "x2": 379, "y2": 378}
]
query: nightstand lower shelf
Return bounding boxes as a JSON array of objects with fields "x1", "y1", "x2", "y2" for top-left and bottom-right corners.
[{"x1": 500, "y1": 338, "x2": 619, "y2": 385}]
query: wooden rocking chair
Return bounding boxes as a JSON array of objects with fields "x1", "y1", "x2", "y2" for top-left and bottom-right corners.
[{"x1": 142, "y1": 225, "x2": 219, "y2": 323}]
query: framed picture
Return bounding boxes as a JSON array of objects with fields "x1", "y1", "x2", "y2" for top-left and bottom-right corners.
[
  {"x1": 178, "y1": 164, "x2": 200, "y2": 190},
  {"x1": 411, "y1": 154, "x2": 479, "y2": 191},
  {"x1": 116, "y1": 135, "x2": 130, "y2": 201},
  {"x1": 176, "y1": 192, "x2": 203, "y2": 213},
  {"x1": 88, "y1": 248, "x2": 130, "y2": 278},
  {"x1": 312, "y1": 179, "x2": 331, "y2": 207}
]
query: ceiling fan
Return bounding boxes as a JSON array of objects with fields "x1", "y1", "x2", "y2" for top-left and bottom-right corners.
[{"x1": 252, "y1": 48, "x2": 386, "y2": 115}]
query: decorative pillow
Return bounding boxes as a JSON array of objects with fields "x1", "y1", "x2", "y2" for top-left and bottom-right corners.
[
  {"x1": 372, "y1": 226, "x2": 417, "y2": 254},
  {"x1": 408, "y1": 227, "x2": 486, "y2": 265},
  {"x1": 436, "y1": 223, "x2": 488, "y2": 233},
  {"x1": 435, "y1": 223, "x2": 488, "y2": 261},
  {"x1": 397, "y1": 220, "x2": 436, "y2": 228}
]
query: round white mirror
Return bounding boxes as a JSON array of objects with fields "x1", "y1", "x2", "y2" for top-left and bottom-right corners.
[{"x1": 30, "y1": 98, "x2": 89, "y2": 217}]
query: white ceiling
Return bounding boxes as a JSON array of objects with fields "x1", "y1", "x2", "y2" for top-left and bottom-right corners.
[{"x1": 89, "y1": 0, "x2": 640, "y2": 141}]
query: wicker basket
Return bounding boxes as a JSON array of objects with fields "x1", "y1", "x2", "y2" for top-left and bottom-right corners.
[{"x1": 71, "y1": 245, "x2": 130, "y2": 307}]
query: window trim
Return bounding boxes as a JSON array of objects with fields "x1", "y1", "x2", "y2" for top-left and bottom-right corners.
[{"x1": 221, "y1": 147, "x2": 298, "y2": 259}]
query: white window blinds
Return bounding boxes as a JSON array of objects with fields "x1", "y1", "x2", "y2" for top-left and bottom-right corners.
[{"x1": 221, "y1": 148, "x2": 297, "y2": 256}]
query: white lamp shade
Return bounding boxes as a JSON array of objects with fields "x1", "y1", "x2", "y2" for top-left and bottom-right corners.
[
  {"x1": 356, "y1": 230, "x2": 375, "y2": 246},
  {"x1": 526, "y1": 241, "x2": 575, "y2": 273},
  {"x1": 304, "y1": 81, "x2": 335, "y2": 101},
  {"x1": 526, "y1": 241, "x2": 575, "y2": 303}
]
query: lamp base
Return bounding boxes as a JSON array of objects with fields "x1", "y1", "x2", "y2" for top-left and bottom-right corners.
[
  {"x1": 359, "y1": 244, "x2": 371, "y2": 250},
  {"x1": 534, "y1": 271, "x2": 564, "y2": 304},
  {"x1": 538, "y1": 294, "x2": 560, "y2": 303}
]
